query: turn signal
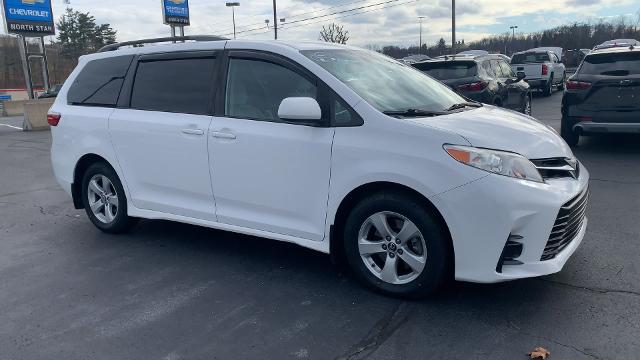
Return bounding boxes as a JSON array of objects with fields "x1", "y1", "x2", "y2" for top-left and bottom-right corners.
[{"x1": 47, "y1": 112, "x2": 61, "y2": 126}]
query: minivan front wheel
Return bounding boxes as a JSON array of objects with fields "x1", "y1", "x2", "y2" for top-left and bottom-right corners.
[
  {"x1": 81, "y1": 162, "x2": 137, "y2": 233},
  {"x1": 343, "y1": 192, "x2": 450, "y2": 298}
]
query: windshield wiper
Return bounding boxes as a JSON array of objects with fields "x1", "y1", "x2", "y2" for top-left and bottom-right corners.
[
  {"x1": 445, "y1": 102, "x2": 483, "y2": 112},
  {"x1": 383, "y1": 108, "x2": 447, "y2": 117}
]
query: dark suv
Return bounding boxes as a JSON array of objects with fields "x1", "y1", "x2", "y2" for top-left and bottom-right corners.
[
  {"x1": 561, "y1": 46, "x2": 640, "y2": 146},
  {"x1": 412, "y1": 55, "x2": 531, "y2": 114}
]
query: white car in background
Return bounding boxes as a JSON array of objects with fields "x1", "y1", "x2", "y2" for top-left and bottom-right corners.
[
  {"x1": 49, "y1": 38, "x2": 589, "y2": 298},
  {"x1": 511, "y1": 48, "x2": 566, "y2": 96}
]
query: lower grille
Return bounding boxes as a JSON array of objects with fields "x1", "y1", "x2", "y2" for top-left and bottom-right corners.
[{"x1": 541, "y1": 188, "x2": 589, "y2": 261}]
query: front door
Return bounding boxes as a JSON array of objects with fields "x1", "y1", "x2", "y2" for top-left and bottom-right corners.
[
  {"x1": 109, "y1": 52, "x2": 218, "y2": 221},
  {"x1": 208, "y1": 53, "x2": 334, "y2": 241}
]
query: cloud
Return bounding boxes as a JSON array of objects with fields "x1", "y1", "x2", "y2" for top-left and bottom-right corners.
[{"x1": 0, "y1": 0, "x2": 634, "y2": 48}]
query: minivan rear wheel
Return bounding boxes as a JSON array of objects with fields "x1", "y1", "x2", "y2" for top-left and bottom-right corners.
[
  {"x1": 81, "y1": 162, "x2": 137, "y2": 233},
  {"x1": 343, "y1": 192, "x2": 450, "y2": 298}
]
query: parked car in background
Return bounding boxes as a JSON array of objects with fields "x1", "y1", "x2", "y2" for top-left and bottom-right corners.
[
  {"x1": 38, "y1": 84, "x2": 63, "y2": 99},
  {"x1": 49, "y1": 39, "x2": 588, "y2": 298},
  {"x1": 511, "y1": 49, "x2": 566, "y2": 96},
  {"x1": 594, "y1": 39, "x2": 640, "y2": 50},
  {"x1": 561, "y1": 45, "x2": 640, "y2": 146},
  {"x1": 413, "y1": 54, "x2": 532, "y2": 114}
]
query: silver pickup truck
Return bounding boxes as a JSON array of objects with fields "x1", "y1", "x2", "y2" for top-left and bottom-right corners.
[{"x1": 511, "y1": 48, "x2": 566, "y2": 96}]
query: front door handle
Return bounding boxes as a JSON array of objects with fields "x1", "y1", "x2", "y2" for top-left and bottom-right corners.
[
  {"x1": 211, "y1": 131, "x2": 237, "y2": 140},
  {"x1": 181, "y1": 128, "x2": 204, "y2": 135}
]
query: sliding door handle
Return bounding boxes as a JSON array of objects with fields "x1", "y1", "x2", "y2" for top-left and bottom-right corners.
[
  {"x1": 211, "y1": 131, "x2": 237, "y2": 140},
  {"x1": 181, "y1": 128, "x2": 204, "y2": 136}
]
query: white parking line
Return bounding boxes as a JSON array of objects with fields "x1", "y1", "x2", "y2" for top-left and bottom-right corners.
[{"x1": 0, "y1": 123, "x2": 22, "y2": 130}]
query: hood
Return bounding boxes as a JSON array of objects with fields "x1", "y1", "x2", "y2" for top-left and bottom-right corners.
[{"x1": 421, "y1": 105, "x2": 573, "y2": 159}]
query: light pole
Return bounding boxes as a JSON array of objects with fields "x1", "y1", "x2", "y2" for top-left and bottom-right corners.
[
  {"x1": 418, "y1": 16, "x2": 427, "y2": 54},
  {"x1": 272, "y1": 0, "x2": 278, "y2": 39},
  {"x1": 509, "y1": 25, "x2": 518, "y2": 54},
  {"x1": 226, "y1": 2, "x2": 240, "y2": 39},
  {"x1": 451, "y1": 0, "x2": 456, "y2": 55}
]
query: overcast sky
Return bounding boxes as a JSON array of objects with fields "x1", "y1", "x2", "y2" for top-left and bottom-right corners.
[{"x1": 1, "y1": 0, "x2": 639, "y2": 47}]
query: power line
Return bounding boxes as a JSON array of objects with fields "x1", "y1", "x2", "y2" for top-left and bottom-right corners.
[
  {"x1": 220, "y1": 0, "x2": 411, "y2": 37},
  {"x1": 240, "y1": 0, "x2": 419, "y2": 38},
  {"x1": 209, "y1": 0, "x2": 377, "y2": 35}
]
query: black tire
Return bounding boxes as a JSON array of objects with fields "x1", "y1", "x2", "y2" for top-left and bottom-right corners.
[
  {"x1": 81, "y1": 162, "x2": 137, "y2": 234},
  {"x1": 561, "y1": 118, "x2": 579, "y2": 147},
  {"x1": 542, "y1": 77, "x2": 553, "y2": 96},
  {"x1": 343, "y1": 192, "x2": 451, "y2": 298}
]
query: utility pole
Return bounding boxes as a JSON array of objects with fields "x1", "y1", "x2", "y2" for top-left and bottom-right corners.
[
  {"x1": 418, "y1": 16, "x2": 427, "y2": 54},
  {"x1": 272, "y1": 0, "x2": 278, "y2": 39},
  {"x1": 451, "y1": 0, "x2": 456, "y2": 55}
]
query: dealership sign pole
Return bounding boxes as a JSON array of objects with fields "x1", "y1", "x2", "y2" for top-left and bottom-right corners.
[
  {"x1": 1, "y1": 0, "x2": 55, "y2": 99},
  {"x1": 161, "y1": 0, "x2": 189, "y2": 40}
]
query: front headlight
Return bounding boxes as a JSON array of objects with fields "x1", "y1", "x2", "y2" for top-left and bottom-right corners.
[{"x1": 444, "y1": 145, "x2": 544, "y2": 183}]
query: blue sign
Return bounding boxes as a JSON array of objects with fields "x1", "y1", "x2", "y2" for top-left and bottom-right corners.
[
  {"x1": 2, "y1": 0, "x2": 55, "y2": 36},
  {"x1": 0, "y1": 95, "x2": 12, "y2": 101},
  {"x1": 162, "y1": 0, "x2": 190, "y2": 26}
]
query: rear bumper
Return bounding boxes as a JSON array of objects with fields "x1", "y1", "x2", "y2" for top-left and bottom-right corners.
[
  {"x1": 574, "y1": 122, "x2": 640, "y2": 134},
  {"x1": 524, "y1": 78, "x2": 546, "y2": 88}
]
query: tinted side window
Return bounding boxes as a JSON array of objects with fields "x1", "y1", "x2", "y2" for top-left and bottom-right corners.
[
  {"x1": 499, "y1": 61, "x2": 515, "y2": 77},
  {"x1": 491, "y1": 60, "x2": 505, "y2": 77},
  {"x1": 481, "y1": 61, "x2": 495, "y2": 78},
  {"x1": 67, "y1": 55, "x2": 133, "y2": 107},
  {"x1": 130, "y1": 57, "x2": 216, "y2": 115},
  {"x1": 225, "y1": 58, "x2": 317, "y2": 122}
]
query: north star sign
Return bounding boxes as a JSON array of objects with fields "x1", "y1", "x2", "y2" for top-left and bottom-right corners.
[
  {"x1": 1, "y1": 0, "x2": 55, "y2": 36},
  {"x1": 162, "y1": 0, "x2": 190, "y2": 26}
]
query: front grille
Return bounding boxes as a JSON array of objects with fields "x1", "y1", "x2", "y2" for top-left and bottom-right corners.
[
  {"x1": 541, "y1": 188, "x2": 589, "y2": 261},
  {"x1": 531, "y1": 157, "x2": 580, "y2": 180}
]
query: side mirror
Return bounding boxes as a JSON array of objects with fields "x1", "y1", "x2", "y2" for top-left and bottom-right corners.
[
  {"x1": 278, "y1": 97, "x2": 323, "y2": 125},
  {"x1": 516, "y1": 71, "x2": 526, "y2": 80}
]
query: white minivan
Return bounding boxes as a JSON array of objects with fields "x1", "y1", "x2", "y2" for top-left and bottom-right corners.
[{"x1": 49, "y1": 38, "x2": 589, "y2": 297}]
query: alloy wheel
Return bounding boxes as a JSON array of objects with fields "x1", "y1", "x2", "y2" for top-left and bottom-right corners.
[
  {"x1": 358, "y1": 211, "x2": 427, "y2": 285},
  {"x1": 87, "y1": 174, "x2": 119, "y2": 224}
]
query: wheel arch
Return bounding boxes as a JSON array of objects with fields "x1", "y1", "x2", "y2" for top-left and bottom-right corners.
[
  {"x1": 71, "y1": 153, "x2": 115, "y2": 209},
  {"x1": 329, "y1": 181, "x2": 454, "y2": 274}
]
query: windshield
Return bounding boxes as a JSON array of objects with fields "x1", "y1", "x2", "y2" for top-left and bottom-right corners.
[
  {"x1": 302, "y1": 49, "x2": 465, "y2": 113},
  {"x1": 511, "y1": 52, "x2": 550, "y2": 64},
  {"x1": 580, "y1": 52, "x2": 640, "y2": 76},
  {"x1": 412, "y1": 61, "x2": 478, "y2": 80}
]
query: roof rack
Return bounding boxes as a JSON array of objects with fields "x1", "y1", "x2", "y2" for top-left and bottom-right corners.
[{"x1": 98, "y1": 35, "x2": 228, "y2": 52}]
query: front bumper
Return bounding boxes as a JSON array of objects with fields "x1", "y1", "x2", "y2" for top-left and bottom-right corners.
[{"x1": 431, "y1": 165, "x2": 590, "y2": 283}]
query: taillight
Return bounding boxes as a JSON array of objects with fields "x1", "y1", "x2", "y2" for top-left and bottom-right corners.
[
  {"x1": 541, "y1": 64, "x2": 548, "y2": 76},
  {"x1": 565, "y1": 80, "x2": 592, "y2": 91},
  {"x1": 457, "y1": 81, "x2": 487, "y2": 92},
  {"x1": 47, "y1": 112, "x2": 61, "y2": 126}
]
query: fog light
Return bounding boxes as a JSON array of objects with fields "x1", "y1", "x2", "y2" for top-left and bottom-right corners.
[{"x1": 496, "y1": 234, "x2": 524, "y2": 273}]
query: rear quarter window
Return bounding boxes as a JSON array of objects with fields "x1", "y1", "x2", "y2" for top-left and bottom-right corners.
[
  {"x1": 67, "y1": 55, "x2": 134, "y2": 107},
  {"x1": 412, "y1": 61, "x2": 477, "y2": 80},
  {"x1": 579, "y1": 52, "x2": 640, "y2": 76}
]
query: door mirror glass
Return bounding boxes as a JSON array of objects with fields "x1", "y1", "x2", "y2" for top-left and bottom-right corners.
[
  {"x1": 278, "y1": 97, "x2": 322, "y2": 123},
  {"x1": 516, "y1": 71, "x2": 526, "y2": 80}
]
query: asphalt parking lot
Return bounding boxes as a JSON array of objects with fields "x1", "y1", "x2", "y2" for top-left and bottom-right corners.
[{"x1": 1, "y1": 90, "x2": 639, "y2": 360}]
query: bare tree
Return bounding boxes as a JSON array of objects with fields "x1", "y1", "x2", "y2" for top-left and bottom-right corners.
[{"x1": 319, "y1": 23, "x2": 350, "y2": 44}]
